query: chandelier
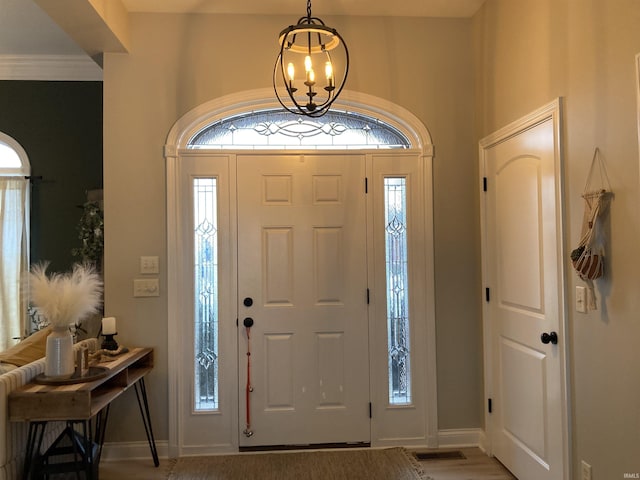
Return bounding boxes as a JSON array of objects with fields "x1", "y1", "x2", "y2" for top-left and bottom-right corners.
[{"x1": 273, "y1": 0, "x2": 349, "y2": 117}]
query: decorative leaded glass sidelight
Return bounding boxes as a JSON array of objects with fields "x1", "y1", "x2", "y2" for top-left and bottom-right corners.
[
  {"x1": 384, "y1": 177, "x2": 412, "y2": 405},
  {"x1": 187, "y1": 109, "x2": 410, "y2": 150},
  {"x1": 193, "y1": 178, "x2": 219, "y2": 411}
]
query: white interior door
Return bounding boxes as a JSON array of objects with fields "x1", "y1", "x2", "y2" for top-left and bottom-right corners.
[
  {"x1": 237, "y1": 154, "x2": 370, "y2": 447},
  {"x1": 480, "y1": 101, "x2": 568, "y2": 480}
]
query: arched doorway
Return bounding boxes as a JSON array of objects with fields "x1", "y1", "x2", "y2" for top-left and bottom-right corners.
[{"x1": 165, "y1": 89, "x2": 437, "y2": 455}]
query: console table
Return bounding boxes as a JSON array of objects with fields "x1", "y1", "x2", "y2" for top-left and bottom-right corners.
[{"x1": 9, "y1": 347, "x2": 159, "y2": 479}]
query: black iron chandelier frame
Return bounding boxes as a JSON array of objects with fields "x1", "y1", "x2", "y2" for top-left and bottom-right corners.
[{"x1": 273, "y1": 0, "x2": 350, "y2": 117}]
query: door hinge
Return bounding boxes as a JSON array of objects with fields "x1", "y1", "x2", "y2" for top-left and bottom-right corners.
[
  {"x1": 488, "y1": 398, "x2": 493, "y2": 413},
  {"x1": 485, "y1": 287, "x2": 490, "y2": 302},
  {"x1": 365, "y1": 177, "x2": 368, "y2": 194},
  {"x1": 483, "y1": 177, "x2": 488, "y2": 192},
  {"x1": 366, "y1": 288, "x2": 370, "y2": 304},
  {"x1": 369, "y1": 402, "x2": 372, "y2": 418}
]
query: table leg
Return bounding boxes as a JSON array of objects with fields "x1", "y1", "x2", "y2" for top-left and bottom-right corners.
[
  {"x1": 134, "y1": 378, "x2": 159, "y2": 466},
  {"x1": 69, "y1": 421, "x2": 89, "y2": 479},
  {"x1": 94, "y1": 404, "x2": 110, "y2": 466},
  {"x1": 71, "y1": 418, "x2": 103, "y2": 480},
  {"x1": 22, "y1": 421, "x2": 46, "y2": 480}
]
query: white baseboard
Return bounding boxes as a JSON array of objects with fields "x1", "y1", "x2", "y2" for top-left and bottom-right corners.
[
  {"x1": 437, "y1": 428, "x2": 486, "y2": 449},
  {"x1": 101, "y1": 440, "x2": 169, "y2": 461},
  {"x1": 101, "y1": 430, "x2": 488, "y2": 460}
]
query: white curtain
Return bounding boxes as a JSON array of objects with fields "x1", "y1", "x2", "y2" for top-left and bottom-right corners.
[{"x1": 0, "y1": 176, "x2": 29, "y2": 350}]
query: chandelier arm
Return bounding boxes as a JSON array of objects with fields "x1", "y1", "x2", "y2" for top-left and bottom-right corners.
[
  {"x1": 303, "y1": 17, "x2": 326, "y2": 26},
  {"x1": 273, "y1": 39, "x2": 292, "y2": 111},
  {"x1": 306, "y1": 33, "x2": 349, "y2": 114},
  {"x1": 274, "y1": 33, "x2": 310, "y2": 115},
  {"x1": 328, "y1": 31, "x2": 349, "y2": 104}
]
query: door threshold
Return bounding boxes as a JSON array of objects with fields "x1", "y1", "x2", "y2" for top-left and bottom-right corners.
[{"x1": 239, "y1": 442, "x2": 371, "y2": 452}]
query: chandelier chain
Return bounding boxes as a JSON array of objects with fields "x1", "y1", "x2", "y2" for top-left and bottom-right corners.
[{"x1": 307, "y1": 0, "x2": 312, "y2": 19}]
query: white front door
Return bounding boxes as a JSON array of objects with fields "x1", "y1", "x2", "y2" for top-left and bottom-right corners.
[
  {"x1": 237, "y1": 154, "x2": 370, "y2": 447},
  {"x1": 480, "y1": 101, "x2": 569, "y2": 480}
]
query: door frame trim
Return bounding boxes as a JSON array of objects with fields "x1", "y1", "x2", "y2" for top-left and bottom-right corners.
[
  {"x1": 165, "y1": 89, "x2": 438, "y2": 455},
  {"x1": 478, "y1": 98, "x2": 570, "y2": 478}
]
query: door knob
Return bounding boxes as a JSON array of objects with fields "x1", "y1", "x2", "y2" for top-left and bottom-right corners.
[
  {"x1": 540, "y1": 331, "x2": 558, "y2": 345},
  {"x1": 243, "y1": 317, "x2": 254, "y2": 328}
]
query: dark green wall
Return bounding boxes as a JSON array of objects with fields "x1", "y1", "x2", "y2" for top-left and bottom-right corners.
[{"x1": 0, "y1": 81, "x2": 103, "y2": 272}]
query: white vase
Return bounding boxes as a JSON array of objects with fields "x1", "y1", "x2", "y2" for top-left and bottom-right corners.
[{"x1": 45, "y1": 326, "x2": 75, "y2": 379}]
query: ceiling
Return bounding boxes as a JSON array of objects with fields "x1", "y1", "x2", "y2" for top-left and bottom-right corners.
[
  {"x1": 121, "y1": 0, "x2": 487, "y2": 17},
  {"x1": 0, "y1": 0, "x2": 85, "y2": 55},
  {"x1": 0, "y1": 0, "x2": 486, "y2": 57}
]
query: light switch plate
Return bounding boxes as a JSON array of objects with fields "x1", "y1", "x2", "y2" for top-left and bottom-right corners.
[
  {"x1": 133, "y1": 278, "x2": 159, "y2": 297},
  {"x1": 140, "y1": 256, "x2": 159, "y2": 274}
]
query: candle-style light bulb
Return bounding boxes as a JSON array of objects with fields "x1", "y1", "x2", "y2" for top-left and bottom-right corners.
[
  {"x1": 287, "y1": 62, "x2": 295, "y2": 82},
  {"x1": 286, "y1": 62, "x2": 297, "y2": 93},
  {"x1": 304, "y1": 56, "x2": 315, "y2": 86},
  {"x1": 325, "y1": 61, "x2": 334, "y2": 89},
  {"x1": 325, "y1": 62, "x2": 333, "y2": 80}
]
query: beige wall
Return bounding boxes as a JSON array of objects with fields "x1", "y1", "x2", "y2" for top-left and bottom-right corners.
[
  {"x1": 102, "y1": 13, "x2": 481, "y2": 443},
  {"x1": 474, "y1": 0, "x2": 640, "y2": 477},
  {"x1": 101, "y1": 1, "x2": 640, "y2": 473}
]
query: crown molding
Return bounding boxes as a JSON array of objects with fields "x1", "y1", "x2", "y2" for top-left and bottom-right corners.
[{"x1": 0, "y1": 55, "x2": 103, "y2": 81}]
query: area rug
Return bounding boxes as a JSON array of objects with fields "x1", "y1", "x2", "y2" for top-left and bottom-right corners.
[{"x1": 167, "y1": 447, "x2": 433, "y2": 480}]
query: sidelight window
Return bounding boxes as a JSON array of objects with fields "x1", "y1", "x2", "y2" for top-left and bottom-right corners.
[
  {"x1": 193, "y1": 178, "x2": 219, "y2": 411},
  {"x1": 384, "y1": 177, "x2": 411, "y2": 405}
]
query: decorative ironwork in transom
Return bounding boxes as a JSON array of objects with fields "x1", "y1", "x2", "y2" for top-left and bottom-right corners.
[{"x1": 187, "y1": 109, "x2": 410, "y2": 150}]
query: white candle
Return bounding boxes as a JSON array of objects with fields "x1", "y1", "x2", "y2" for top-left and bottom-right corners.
[{"x1": 102, "y1": 317, "x2": 117, "y2": 335}]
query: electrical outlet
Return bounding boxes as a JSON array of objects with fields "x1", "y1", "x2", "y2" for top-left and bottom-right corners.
[
  {"x1": 586, "y1": 287, "x2": 595, "y2": 310},
  {"x1": 576, "y1": 286, "x2": 587, "y2": 313},
  {"x1": 581, "y1": 460, "x2": 592, "y2": 480}
]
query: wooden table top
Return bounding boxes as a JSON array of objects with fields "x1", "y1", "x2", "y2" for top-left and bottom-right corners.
[{"x1": 9, "y1": 347, "x2": 154, "y2": 422}]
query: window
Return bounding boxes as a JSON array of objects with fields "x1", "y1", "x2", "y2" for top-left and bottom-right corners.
[
  {"x1": 384, "y1": 177, "x2": 411, "y2": 405},
  {"x1": 193, "y1": 178, "x2": 219, "y2": 411},
  {"x1": 166, "y1": 90, "x2": 438, "y2": 450},
  {"x1": 0, "y1": 142, "x2": 22, "y2": 169},
  {"x1": 186, "y1": 108, "x2": 411, "y2": 412},
  {"x1": 0, "y1": 132, "x2": 30, "y2": 349},
  {"x1": 188, "y1": 109, "x2": 410, "y2": 150}
]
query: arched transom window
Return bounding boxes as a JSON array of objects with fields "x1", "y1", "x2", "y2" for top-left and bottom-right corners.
[
  {"x1": 187, "y1": 109, "x2": 411, "y2": 150},
  {"x1": 0, "y1": 136, "x2": 29, "y2": 175}
]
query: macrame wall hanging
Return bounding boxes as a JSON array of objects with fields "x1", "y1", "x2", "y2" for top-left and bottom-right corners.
[{"x1": 570, "y1": 148, "x2": 613, "y2": 310}]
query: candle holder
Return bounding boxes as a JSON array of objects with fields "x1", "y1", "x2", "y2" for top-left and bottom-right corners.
[{"x1": 101, "y1": 333, "x2": 119, "y2": 351}]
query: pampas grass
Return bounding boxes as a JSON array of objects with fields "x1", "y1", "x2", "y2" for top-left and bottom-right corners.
[{"x1": 29, "y1": 262, "x2": 103, "y2": 328}]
